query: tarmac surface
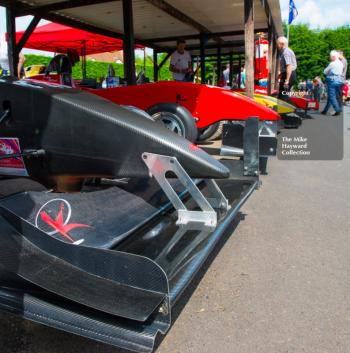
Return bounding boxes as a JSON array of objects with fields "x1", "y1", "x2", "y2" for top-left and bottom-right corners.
[{"x1": 1, "y1": 106, "x2": 349, "y2": 353}]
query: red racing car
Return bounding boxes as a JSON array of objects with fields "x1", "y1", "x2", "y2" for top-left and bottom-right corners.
[{"x1": 27, "y1": 73, "x2": 280, "y2": 143}]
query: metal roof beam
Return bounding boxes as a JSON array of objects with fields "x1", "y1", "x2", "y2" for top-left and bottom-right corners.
[
  {"x1": 40, "y1": 12, "x2": 168, "y2": 52},
  {"x1": 16, "y1": 15, "x2": 41, "y2": 52},
  {"x1": 145, "y1": 0, "x2": 224, "y2": 44},
  {"x1": 187, "y1": 41, "x2": 244, "y2": 50},
  {"x1": 16, "y1": 0, "x2": 118, "y2": 17},
  {"x1": 0, "y1": 0, "x2": 13, "y2": 6},
  {"x1": 147, "y1": 28, "x2": 268, "y2": 43}
]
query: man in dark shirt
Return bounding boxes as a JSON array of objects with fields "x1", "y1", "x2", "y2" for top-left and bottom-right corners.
[{"x1": 277, "y1": 36, "x2": 297, "y2": 101}]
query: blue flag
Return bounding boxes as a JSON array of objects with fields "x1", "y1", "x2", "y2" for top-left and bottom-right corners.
[{"x1": 288, "y1": 0, "x2": 298, "y2": 24}]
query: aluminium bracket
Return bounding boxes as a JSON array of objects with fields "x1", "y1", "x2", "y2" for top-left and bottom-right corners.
[{"x1": 142, "y1": 152, "x2": 229, "y2": 228}]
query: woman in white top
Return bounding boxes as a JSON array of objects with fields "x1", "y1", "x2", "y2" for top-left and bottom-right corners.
[
  {"x1": 0, "y1": 38, "x2": 25, "y2": 77},
  {"x1": 321, "y1": 50, "x2": 344, "y2": 116}
]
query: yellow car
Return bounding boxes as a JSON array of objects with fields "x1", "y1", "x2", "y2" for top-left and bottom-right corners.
[
  {"x1": 24, "y1": 65, "x2": 46, "y2": 77},
  {"x1": 237, "y1": 91, "x2": 295, "y2": 114},
  {"x1": 237, "y1": 91, "x2": 302, "y2": 128}
]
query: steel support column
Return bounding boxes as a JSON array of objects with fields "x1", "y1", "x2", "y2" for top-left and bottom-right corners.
[
  {"x1": 267, "y1": 16, "x2": 274, "y2": 95},
  {"x1": 216, "y1": 46, "x2": 222, "y2": 85},
  {"x1": 6, "y1": 6, "x2": 17, "y2": 77},
  {"x1": 200, "y1": 34, "x2": 206, "y2": 84},
  {"x1": 229, "y1": 52, "x2": 233, "y2": 86},
  {"x1": 81, "y1": 40, "x2": 87, "y2": 79},
  {"x1": 122, "y1": 0, "x2": 136, "y2": 85},
  {"x1": 274, "y1": 41, "x2": 279, "y2": 91},
  {"x1": 244, "y1": 0, "x2": 254, "y2": 98},
  {"x1": 153, "y1": 50, "x2": 158, "y2": 82},
  {"x1": 16, "y1": 15, "x2": 41, "y2": 53},
  {"x1": 157, "y1": 52, "x2": 171, "y2": 70},
  {"x1": 238, "y1": 55, "x2": 242, "y2": 88}
]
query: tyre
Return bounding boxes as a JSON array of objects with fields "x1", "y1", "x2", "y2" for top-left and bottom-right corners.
[
  {"x1": 209, "y1": 121, "x2": 228, "y2": 140},
  {"x1": 198, "y1": 121, "x2": 229, "y2": 142},
  {"x1": 147, "y1": 103, "x2": 198, "y2": 142},
  {"x1": 197, "y1": 122, "x2": 220, "y2": 142}
]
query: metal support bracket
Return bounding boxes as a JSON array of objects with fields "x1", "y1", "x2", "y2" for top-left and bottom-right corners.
[
  {"x1": 0, "y1": 109, "x2": 10, "y2": 125},
  {"x1": 220, "y1": 118, "x2": 260, "y2": 176},
  {"x1": 142, "y1": 153, "x2": 229, "y2": 228},
  {"x1": 243, "y1": 117, "x2": 260, "y2": 176}
]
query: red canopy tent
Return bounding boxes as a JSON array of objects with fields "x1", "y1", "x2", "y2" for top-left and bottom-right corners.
[
  {"x1": 15, "y1": 22, "x2": 144, "y2": 78},
  {"x1": 15, "y1": 22, "x2": 143, "y2": 55}
]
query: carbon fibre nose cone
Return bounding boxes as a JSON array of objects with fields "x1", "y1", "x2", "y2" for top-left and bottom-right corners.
[{"x1": 0, "y1": 78, "x2": 229, "y2": 180}]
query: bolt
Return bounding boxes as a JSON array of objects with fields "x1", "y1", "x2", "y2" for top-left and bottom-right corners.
[
  {"x1": 269, "y1": 148, "x2": 274, "y2": 152},
  {"x1": 159, "y1": 302, "x2": 169, "y2": 315}
]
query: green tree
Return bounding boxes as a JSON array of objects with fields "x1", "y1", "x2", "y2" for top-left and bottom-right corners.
[
  {"x1": 288, "y1": 24, "x2": 350, "y2": 81},
  {"x1": 24, "y1": 53, "x2": 173, "y2": 81}
]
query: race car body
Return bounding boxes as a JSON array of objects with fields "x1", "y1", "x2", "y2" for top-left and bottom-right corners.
[
  {"x1": 87, "y1": 81, "x2": 280, "y2": 128},
  {"x1": 26, "y1": 74, "x2": 281, "y2": 142},
  {"x1": 28, "y1": 75, "x2": 280, "y2": 126},
  {"x1": 251, "y1": 85, "x2": 320, "y2": 111},
  {"x1": 0, "y1": 77, "x2": 260, "y2": 353},
  {"x1": 236, "y1": 91, "x2": 296, "y2": 115}
]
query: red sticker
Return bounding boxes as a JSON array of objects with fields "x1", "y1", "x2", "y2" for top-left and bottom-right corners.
[{"x1": 0, "y1": 138, "x2": 28, "y2": 176}]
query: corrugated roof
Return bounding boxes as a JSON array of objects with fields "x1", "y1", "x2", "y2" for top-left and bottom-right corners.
[{"x1": 1, "y1": 0, "x2": 283, "y2": 53}]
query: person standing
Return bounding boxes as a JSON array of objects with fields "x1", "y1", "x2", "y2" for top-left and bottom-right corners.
[
  {"x1": 169, "y1": 39, "x2": 192, "y2": 82},
  {"x1": 306, "y1": 79, "x2": 313, "y2": 94},
  {"x1": 222, "y1": 64, "x2": 230, "y2": 85},
  {"x1": 236, "y1": 66, "x2": 246, "y2": 88},
  {"x1": 0, "y1": 36, "x2": 25, "y2": 77},
  {"x1": 312, "y1": 79, "x2": 321, "y2": 102},
  {"x1": 321, "y1": 50, "x2": 343, "y2": 116},
  {"x1": 315, "y1": 76, "x2": 325, "y2": 100},
  {"x1": 337, "y1": 50, "x2": 348, "y2": 109},
  {"x1": 343, "y1": 81, "x2": 349, "y2": 105},
  {"x1": 0, "y1": 39, "x2": 10, "y2": 76},
  {"x1": 276, "y1": 36, "x2": 297, "y2": 101},
  {"x1": 339, "y1": 50, "x2": 348, "y2": 82}
]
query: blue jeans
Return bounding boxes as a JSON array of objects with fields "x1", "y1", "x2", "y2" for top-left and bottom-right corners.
[{"x1": 323, "y1": 78, "x2": 343, "y2": 113}]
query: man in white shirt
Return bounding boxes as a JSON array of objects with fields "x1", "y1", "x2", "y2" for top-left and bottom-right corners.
[
  {"x1": 169, "y1": 39, "x2": 192, "y2": 82},
  {"x1": 222, "y1": 64, "x2": 230, "y2": 85},
  {"x1": 276, "y1": 36, "x2": 297, "y2": 100},
  {"x1": 0, "y1": 37, "x2": 25, "y2": 77},
  {"x1": 323, "y1": 51, "x2": 343, "y2": 77},
  {"x1": 321, "y1": 50, "x2": 344, "y2": 115}
]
